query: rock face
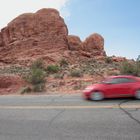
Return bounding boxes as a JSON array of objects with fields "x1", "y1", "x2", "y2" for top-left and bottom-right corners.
[{"x1": 0, "y1": 8, "x2": 106, "y2": 66}]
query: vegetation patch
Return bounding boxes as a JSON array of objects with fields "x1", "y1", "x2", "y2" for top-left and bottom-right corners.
[
  {"x1": 70, "y1": 70, "x2": 82, "y2": 77},
  {"x1": 120, "y1": 60, "x2": 140, "y2": 76},
  {"x1": 0, "y1": 66, "x2": 29, "y2": 75},
  {"x1": 105, "y1": 57, "x2": 113, "y2": 64},
  {"x1": 46, "y1": 65, "x2": 60, "y2": 74},
  {"x1": 20, "y1": 86, "x2": 32, "y2": 94},
  {"x1": 24, "y1": 59, "x2": 46, "y2": 92},
  {"x1": 59, "y1": 59, "x2": 69, "y2": 67}
]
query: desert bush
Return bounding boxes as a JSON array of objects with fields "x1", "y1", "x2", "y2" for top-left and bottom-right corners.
[
  {"x1": 105, "y1": 57, "x2": 113, "y2": 64},
  {"x1": 24, "y1": 59, "x2": 46, "y2": 92},
  {"x1": 59, "y1": 59, "x2": 69, "y2": 67},
  {"x1": 120, "y1": 61, "x2": 134, "y2": 75},
  {"x1": 70, "y1": 70, "x2": 82, "y2": 77},
  {"x1": 28, "y1": 68, "x2": 46, "y2": 85},
  {"x1": 73, "y1": 83, "x2": 82, "y2": 90},
  {"x1": 134, "y1": 61, "x2": 140, "y2": 76},
  {"x1": 20, "y1": 86, "x2": 32, "y2": 94},
  {"x1": 31, "y1": 58, "x2": 45, "y2": 70},
  {"x1": 120, "y1": 61, "x2": 140, "y2": 76},
  {"x1": 32, "y1": 83, "x2": 45, "y2": 92},
  {"x1": 0, "y1": 66, "x2": 29, "y2": 75},
  {"x1": 54, "y1": 73, "x2": 63, "y2": 79},
  {"x1": 46, "y1": 65, "x2": 60, "y2": 73}
]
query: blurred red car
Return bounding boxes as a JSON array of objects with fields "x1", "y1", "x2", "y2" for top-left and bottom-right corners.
[{"x1": 83, "y1": 75, "x2": 140, "y2": 101}]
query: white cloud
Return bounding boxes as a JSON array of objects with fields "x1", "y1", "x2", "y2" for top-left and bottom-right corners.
[{"x1": 0, "y1": 0, "x2": 70, "y2": 29}]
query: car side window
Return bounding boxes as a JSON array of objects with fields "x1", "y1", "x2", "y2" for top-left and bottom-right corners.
[
  {"x1": 104, "y1": 78, "x2": 121, "y2": 84},
  {"x1": 104, "y1": 78, "x2": 136, "y2": 84},
  {"x1": 118, "y1": 78, "x2": 136, "y2": 83},
  {"x1": 110, "y1": 78, "x2": 121, "y2": 84}
]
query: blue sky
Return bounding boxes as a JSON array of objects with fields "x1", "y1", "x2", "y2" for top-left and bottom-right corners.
[
  {"x1": 63, "y1": 0, "x2": 140, "y2": 59},
  {"x1": 0, "y1": 0, "x2": 139, "y2": 59}
]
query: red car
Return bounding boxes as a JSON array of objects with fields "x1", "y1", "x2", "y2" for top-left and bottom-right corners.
[{"x1": 83, "y1": 75, "x2": 140, "y2": 101}]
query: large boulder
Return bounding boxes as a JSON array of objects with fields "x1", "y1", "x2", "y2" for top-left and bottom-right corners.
[
  {"x1": 83, "y1": 33, "x2": 106, "y2": 56},
  {"x1": 67, "y1": 35, "x2": 83, "y2": 51}
]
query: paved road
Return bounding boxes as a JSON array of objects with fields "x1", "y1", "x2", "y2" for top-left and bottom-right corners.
[{"x1": 0, "y1": 94, "x2": 140, "y2": 140}]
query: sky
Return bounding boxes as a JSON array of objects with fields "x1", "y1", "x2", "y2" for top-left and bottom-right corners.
[{"x1": 0, "y1": 0, "x2": 140, "y2": 59}]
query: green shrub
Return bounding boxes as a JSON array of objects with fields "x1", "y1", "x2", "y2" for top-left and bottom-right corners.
[
  {"x1": 134, "y1": 61, "x2": 140, "y2": 76},
  {"x1": 105, "y1": 57, "x2": 113, "y2": 64},
  {"x1": 31, "y1": 58, "x2": 45, "y2": 70},
  {"x1": 54, "y1": 73, "x2": 63, "y2": 79},
  {"x1": 24, "y1": 59, "x2": 46, "y2": 92},
  {"x1": 120, "y1": 61, "x2": 134, "y2": 75},
  {"x1": 120, "y1": 61, "x2": 140, "y2": 76},
  {"x1": 70, "y1": 70, "x2": 82, "y2": 77},
  {"x1": 20, "y1": 86, "x2": 32, "y2": 94},
  {"x1": 46, "y1": 65, "x2": 60, "y2": 73},
  {"x1": 0, "y1": 66, "x2": 29, "y2": 75},
  {"x1": 28, "y1": 68, "x2": 46, "y2": 85},
  {"x1": 59, "y1": 59, "x2": 68, "y2": 67},
  {"x1": 32, "y1": 83, "x2": 45, "y2": 92},
  {"x1": 73, "y1": 85, "x2": 82, "y2": 90}
]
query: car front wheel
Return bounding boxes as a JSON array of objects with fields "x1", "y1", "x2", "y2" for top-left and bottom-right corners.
[
  {"x1": 135, "y1": 89, "x2": 140, "y2": 99},
  {"x1": 90, "y1": 91, "x2": 104, "y2": 101}
]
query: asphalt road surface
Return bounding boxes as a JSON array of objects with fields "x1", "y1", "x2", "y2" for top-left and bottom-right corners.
[{"x1": 0, "y1": 94, "x2": 140, "y2": 140}]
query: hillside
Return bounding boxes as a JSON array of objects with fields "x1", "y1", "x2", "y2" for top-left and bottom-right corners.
[{"x1": 0, "y1": 8, "x2": 126, "y2": 94}]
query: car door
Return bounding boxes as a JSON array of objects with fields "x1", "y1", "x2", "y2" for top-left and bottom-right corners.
[
  {"x1": 104, "y1": 78, "x2": 135, "y2": 98},
  {"x1": 116, "y1": 78, "x2": 137, "y2": 97}
]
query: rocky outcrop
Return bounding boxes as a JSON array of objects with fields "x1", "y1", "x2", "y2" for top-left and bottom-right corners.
[
  {"x1": 83, "y1": 33, "x2": 106, "y2": 56},
  {"x1": 111, "y1": 56, "x2": 126, "y2": 62},
  {"x1": 0, "y1": 8, "x2": 106, "y2": 66},
  {"x1": 0, "y1": 8, "x2": 69, "y2": 65},
  {"x1": 1, "y1": 8, "x2": 68, "y2": 47},
  {"x1": 67, "y1": 35, "x2": 83, "y2": 51}
]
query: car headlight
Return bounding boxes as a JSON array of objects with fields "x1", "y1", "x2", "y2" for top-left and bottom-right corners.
[{"x1": 83, "y1": 87, "x2": 93, "y2": 92}]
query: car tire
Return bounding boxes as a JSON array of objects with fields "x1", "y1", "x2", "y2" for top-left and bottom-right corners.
[
  {"x1": 135, "y1": 89, "x2": 140, "y2": 99},
  {"x1": 90, "y1": 91, "x2": 104, "y2": 101}
]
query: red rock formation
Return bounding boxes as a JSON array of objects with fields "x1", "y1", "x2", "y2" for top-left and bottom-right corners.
[
  {"x1": 67, "y1": 35, "x2": 83, "y2": 51},
  {"x1": 0, "y1": 8, "x2": 106, "y2": 66},
  {"x1": 1, "y1": 8, "x2": 68, "y2": 46},
  {"x1": 111, "y1": 56, "x2": 126, "y2": 62},
  {"x1": 83, "y1": 33, "x2": 106, "y2": 56},
  {"x1": 0, "y1": 8, "x2": 68, "y2": 65}
]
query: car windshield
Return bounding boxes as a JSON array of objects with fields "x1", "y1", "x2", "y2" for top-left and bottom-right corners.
[{"x1": 101, "y1": 78, "x2": 113, "y2": 84}]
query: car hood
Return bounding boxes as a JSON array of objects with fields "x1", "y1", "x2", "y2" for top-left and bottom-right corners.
[
  {"x1": 84, "y1": 83, "x2": 105, "y2": 91},
  {"x1": 90, "y1": 83, "x2": 105, "y2": 89}
]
